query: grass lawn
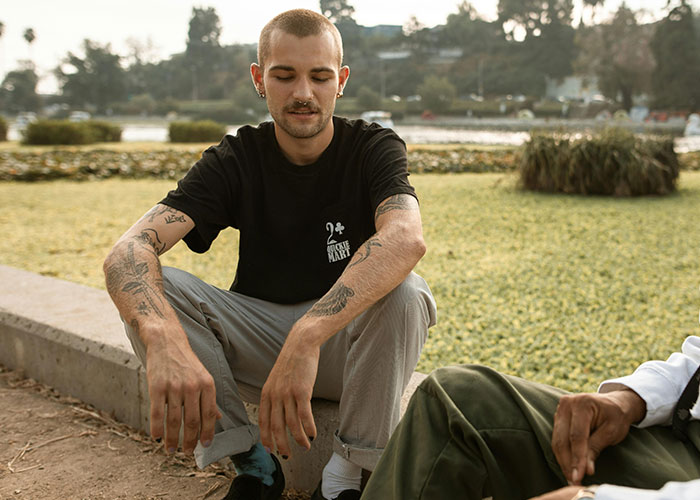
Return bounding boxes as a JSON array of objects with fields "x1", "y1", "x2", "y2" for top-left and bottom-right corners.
[{"x1": 1, "y1": 173, "x2": 698, "y2": 392}]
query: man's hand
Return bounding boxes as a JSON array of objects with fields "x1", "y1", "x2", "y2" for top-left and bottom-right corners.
[
  {"x1": 551, "y1": 389, "x2": 645, "y2": 485},
  {"x1": 528, "y1": 486, "x2": 583, "y2": 500},
  {"x1": 258, "y1": 333, "x2": 319, "y2": 458},
  {"x1": 145, "y1": 328, "x2": 221, "y2": 455}
]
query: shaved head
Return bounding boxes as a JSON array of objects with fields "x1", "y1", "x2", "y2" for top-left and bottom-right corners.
[{"x1": 258, "y1": 9, "x2": 343, "y2": 71}]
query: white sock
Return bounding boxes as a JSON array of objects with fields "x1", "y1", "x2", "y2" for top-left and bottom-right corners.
[{"x1": 321, "y1": 452, "x2": 362, "y2": 499}]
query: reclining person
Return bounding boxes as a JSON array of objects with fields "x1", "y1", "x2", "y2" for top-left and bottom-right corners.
[{"x1": 361, "y1": 335, "x2": 700, "y2": 499}]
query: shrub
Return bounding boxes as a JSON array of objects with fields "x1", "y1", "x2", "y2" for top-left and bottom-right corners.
[
  {"x1": 169, "y1": 120, "x2": 226, "y2": 143},
  {"x1": 357, "y1": 86, "x2": 382, "y2": 111},
  {"x1": 519, "y1": 128, "x2": 679, "y2": 196},
  {"x1": 23, "y1": 120, "x2": 94, "y2": 145},
  {"x1": 21, "y1": 120, "x2": 122, "y2": 145},
  {"x1": 86, "y1": 120, "x2": 122, "y2": 142},
  {"x1": 0, "y1": 116, "x2": 7, "y2": 141}
]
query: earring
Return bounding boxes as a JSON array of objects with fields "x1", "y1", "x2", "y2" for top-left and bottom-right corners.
[
  {"x1": 336, "y1": 91, "x2": 343, "y2": 98},
  {"x1": 257, "y1": 89, "x2": 266, "y2": 98}
]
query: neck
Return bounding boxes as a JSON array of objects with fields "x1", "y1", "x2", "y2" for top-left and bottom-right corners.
[{"x1": 274, "y1": 119, "x2": 335, "y2": 166}]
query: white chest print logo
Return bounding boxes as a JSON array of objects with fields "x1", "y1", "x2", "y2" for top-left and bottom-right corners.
[{"x1": 326, "y1": 221, "x2": 351, "y2": 263}]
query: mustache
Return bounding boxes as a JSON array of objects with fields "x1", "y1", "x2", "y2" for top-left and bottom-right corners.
[{"x1": 285, "y1": 101, "x2": 319, "y2": 112}]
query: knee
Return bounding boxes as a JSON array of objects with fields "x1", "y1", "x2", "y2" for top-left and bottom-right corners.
[
  {"x1": 425, "y1": 365, "x2": 515, "y2": 410},
  {"x1": 381, "y1": 272, "x2": 437, "y2": 328}
]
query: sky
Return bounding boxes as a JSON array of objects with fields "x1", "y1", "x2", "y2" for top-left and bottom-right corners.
[{"x1": 1, "y1": 0, "x2": 698, "y2": 93}]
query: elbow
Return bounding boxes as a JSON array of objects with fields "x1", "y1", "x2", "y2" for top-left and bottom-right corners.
[
  {"x1": 403, "y1": 232, "x2": 426, "y2": 264},
  {"x1": 103, "y1": 239, "x2": 126, "y2": 277}
]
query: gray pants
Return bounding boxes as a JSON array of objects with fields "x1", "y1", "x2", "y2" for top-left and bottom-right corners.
[{"x1": 125, "y1": 267, "x2": 436, "y2": 470}]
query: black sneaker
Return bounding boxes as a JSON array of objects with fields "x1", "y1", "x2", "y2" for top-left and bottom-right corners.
[
  {"x1": 223, "y1": 453, "x2": 285, "y2": 500},
  {"x1": 311, "y1": 481, "x2": 361, "y2": 500}
]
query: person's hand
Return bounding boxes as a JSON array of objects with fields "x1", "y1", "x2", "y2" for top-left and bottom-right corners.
[
  {"x1": 259, "y1": 334, "x2": 319, "y2": 458},
  {"x1": 528, "y1": 485, "x2": 584, "y2": 500},
  {"x1": 145, "y1": 329, "x2": 221, "y2": 455},
  {"x1": 551, "y1": 389, "x2": 645, "y2": 484}
]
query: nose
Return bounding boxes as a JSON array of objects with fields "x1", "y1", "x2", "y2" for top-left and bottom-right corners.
[{"x1": 291, "y1": 77, "x2": 313, "y2": 103}]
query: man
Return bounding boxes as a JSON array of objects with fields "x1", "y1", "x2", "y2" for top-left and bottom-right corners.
[
  {"x1": 361, "y1": 335, "x2": 700, "y2": 499},
  {"x1": 103, "y1": 9, "x2": 436, "y2": 500}
]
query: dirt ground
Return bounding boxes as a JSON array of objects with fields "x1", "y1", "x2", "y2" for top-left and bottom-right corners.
[{"x1": 0, "y1": 365, "x2": 309, "y2": 500}]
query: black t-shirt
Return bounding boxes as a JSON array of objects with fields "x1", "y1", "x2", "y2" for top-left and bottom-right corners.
[{"x1": 161, "y1": 116, "x2": 416, "y2": 304}]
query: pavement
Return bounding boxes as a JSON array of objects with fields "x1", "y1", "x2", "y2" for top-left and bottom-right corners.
[{"x1": 0, "y1": 264, "x2": 426, "y2": 492}]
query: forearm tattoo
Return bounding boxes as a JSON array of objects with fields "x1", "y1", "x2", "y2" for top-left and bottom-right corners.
[
  {"x1": 105, "y1": 241, "x2": 165, "y2": 319},
  {"x1": 347, "y1": 237, "x2": 383, "y2": 269},
  {"x1": 374, "y1": 194, "x2": 415, "y2": 222},
  {"x1": 307, "y1": 282, "x2": 355, "y2": 317}
]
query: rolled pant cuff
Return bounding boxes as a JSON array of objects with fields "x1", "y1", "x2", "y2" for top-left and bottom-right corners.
[
  {"x1": 333, "y1": 432, "x2": 383, "y2": 471},
  {"x1": 194, "y1": 424, "x2": 260, "y2": 469}
]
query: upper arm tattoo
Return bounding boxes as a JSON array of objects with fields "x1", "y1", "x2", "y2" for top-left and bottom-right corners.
[
  {"x1": 374, "y1": 194, "x2": 416, "y2": 222},
  {"x1": 144, "y1": 205, "x2": 188, "y2": 225},
  {"x1": 134, "y1": 228, "x2": 167, "y2": 255},
  {"x1": 307, "y1": 282, "x2": 355, "y2": 317}
]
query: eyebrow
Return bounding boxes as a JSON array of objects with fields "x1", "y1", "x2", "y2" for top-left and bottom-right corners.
[{"x1": 268, "y1": 65, "x2": 335, "y2": 73}]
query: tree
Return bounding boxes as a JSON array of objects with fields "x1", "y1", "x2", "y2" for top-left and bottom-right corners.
[
  {"x1": 23, "y1": 27, "x2": 35, "y2": 60},
  {"x1": 0, "y1": 65, "x2": 41, "y2": 112},
  {"x1": 320, "y1": 0, "x2": 355, "y2": 24},
  {"x1": 575, "y1": 5, "x2": 655, "y2": 111},
  {"x1": 417, "y1": 76, "x2": 456, "y2": 114},
  {"x1": 55, "y1": 39, "x2": 127, "y2": 113},
  {"x1": 357, "y1": 85, "x2": 381, "y2": 110},
  {"x1": 23, "y1": 27, "x2": 35, "y2": 44},
  {"x1": 186, "y1": 6, "x2": 223, "y2": 100},
  {"x1": 650, "y1": 1, "x2": 700, "y2": 110}
]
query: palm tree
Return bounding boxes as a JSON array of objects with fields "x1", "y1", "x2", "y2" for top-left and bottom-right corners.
[{"x1": 23, "y1": 27, "x2": 35, "y2": 60}]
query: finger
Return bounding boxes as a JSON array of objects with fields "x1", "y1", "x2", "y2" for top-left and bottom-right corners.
[
  {"x1": 259, "y1": 391, "x2": 274, "y2": 451},
  {"x1": 271, "y1": 398, "x2": 290, "y2": 458},
  {"x1": 586, "y1": 420, "x2": 624, "y2": 472},
  {"x1": 199, "y1": 378, "x2": 219, "y2": 448},
  {"x1": 182, "y1": 386, "x2": 201, "y2": 454},
  {"x1": 285, "y1": 397, "x2": 310, "y2": 451},
  {"x1": 149, "y1": 385, "x2": 166, "y2": 442},
  {"x1": 165, "y1": 394, "x2": 183, "y2": 453},
  {"x1": 298, "y1": 397, "x2": 317, "y2": 446},
  {"x1": 551, "y1": 399, "x2": 573, "y2": 482},
  {"x1": 568, "y1": 403, "x2": 593, "y2": 485}
]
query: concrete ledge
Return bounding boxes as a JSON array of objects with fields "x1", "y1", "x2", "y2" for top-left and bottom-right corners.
[{"x1": 0, "y1": 264, "x2": 426, "y2": 491}]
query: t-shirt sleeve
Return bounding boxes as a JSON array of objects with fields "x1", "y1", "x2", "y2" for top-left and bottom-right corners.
[
  {"x1": 362, "y1": 130, "x2": 417, "y2": 215},
  {"x1": 160, "y1": 141, "x2": 240, "y2": 253}
]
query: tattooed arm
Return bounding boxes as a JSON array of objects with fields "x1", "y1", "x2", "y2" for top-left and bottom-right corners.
[
  {"x1": 103, "y1": 204, "x2": 220, "y2": 455},
  {"x1": 259, "y1": 193, "x2": 425, "y2": 457}
]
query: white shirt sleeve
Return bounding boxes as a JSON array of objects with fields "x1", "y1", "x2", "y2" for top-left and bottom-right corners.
[
  {"x1": 597, "y1": 335, "x2": 700, "y2": 427},
  {"x1": 595, "y1": 479, "x2": 700, "y2": 500}
]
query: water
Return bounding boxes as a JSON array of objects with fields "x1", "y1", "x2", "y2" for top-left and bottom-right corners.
[{"x1": 7, "y1": 123, "x2": 700, "y2": 151}]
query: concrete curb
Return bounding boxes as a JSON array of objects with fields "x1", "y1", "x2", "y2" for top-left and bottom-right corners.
[{"x1": 0, "y1": 264, "x2": 426, "y2": 491}]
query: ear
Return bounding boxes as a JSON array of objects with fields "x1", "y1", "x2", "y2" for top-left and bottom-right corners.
[
  {"x1": 250, "y1": 63, "x2": 264, "y2": 94},
  {"x1": 338, "y1": 66, "x2": 350, "y2": 95}
]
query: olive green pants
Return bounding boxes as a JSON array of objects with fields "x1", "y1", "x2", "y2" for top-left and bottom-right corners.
[{"x1": 362, "y1": 365, "x2": 700, "y2": 500}]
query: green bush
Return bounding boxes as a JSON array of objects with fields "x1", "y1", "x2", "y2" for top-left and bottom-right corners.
[
  {"x1": 519, "y1": 128, "x2": 679, "y2": 196},
  {"x1": 23, "y1": 120, "x2": 94, "y2": 145},
  {"x1": 169, "y1": 120, "x2": 226, "y2": 143},
  {"x1": 0, "y1": 116, "x2": 7, "y2": 141},
  {"x1": 22, "y1": 120, "x2": 122, "y2": 145},
  {"x1": 85, "y1": 120, "x2": 122, "y2": 142}
]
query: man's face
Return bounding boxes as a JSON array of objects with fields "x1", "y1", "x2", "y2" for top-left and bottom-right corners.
[{"x1": 255, "y1": 30, "x2": 348, "y2": 141}]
